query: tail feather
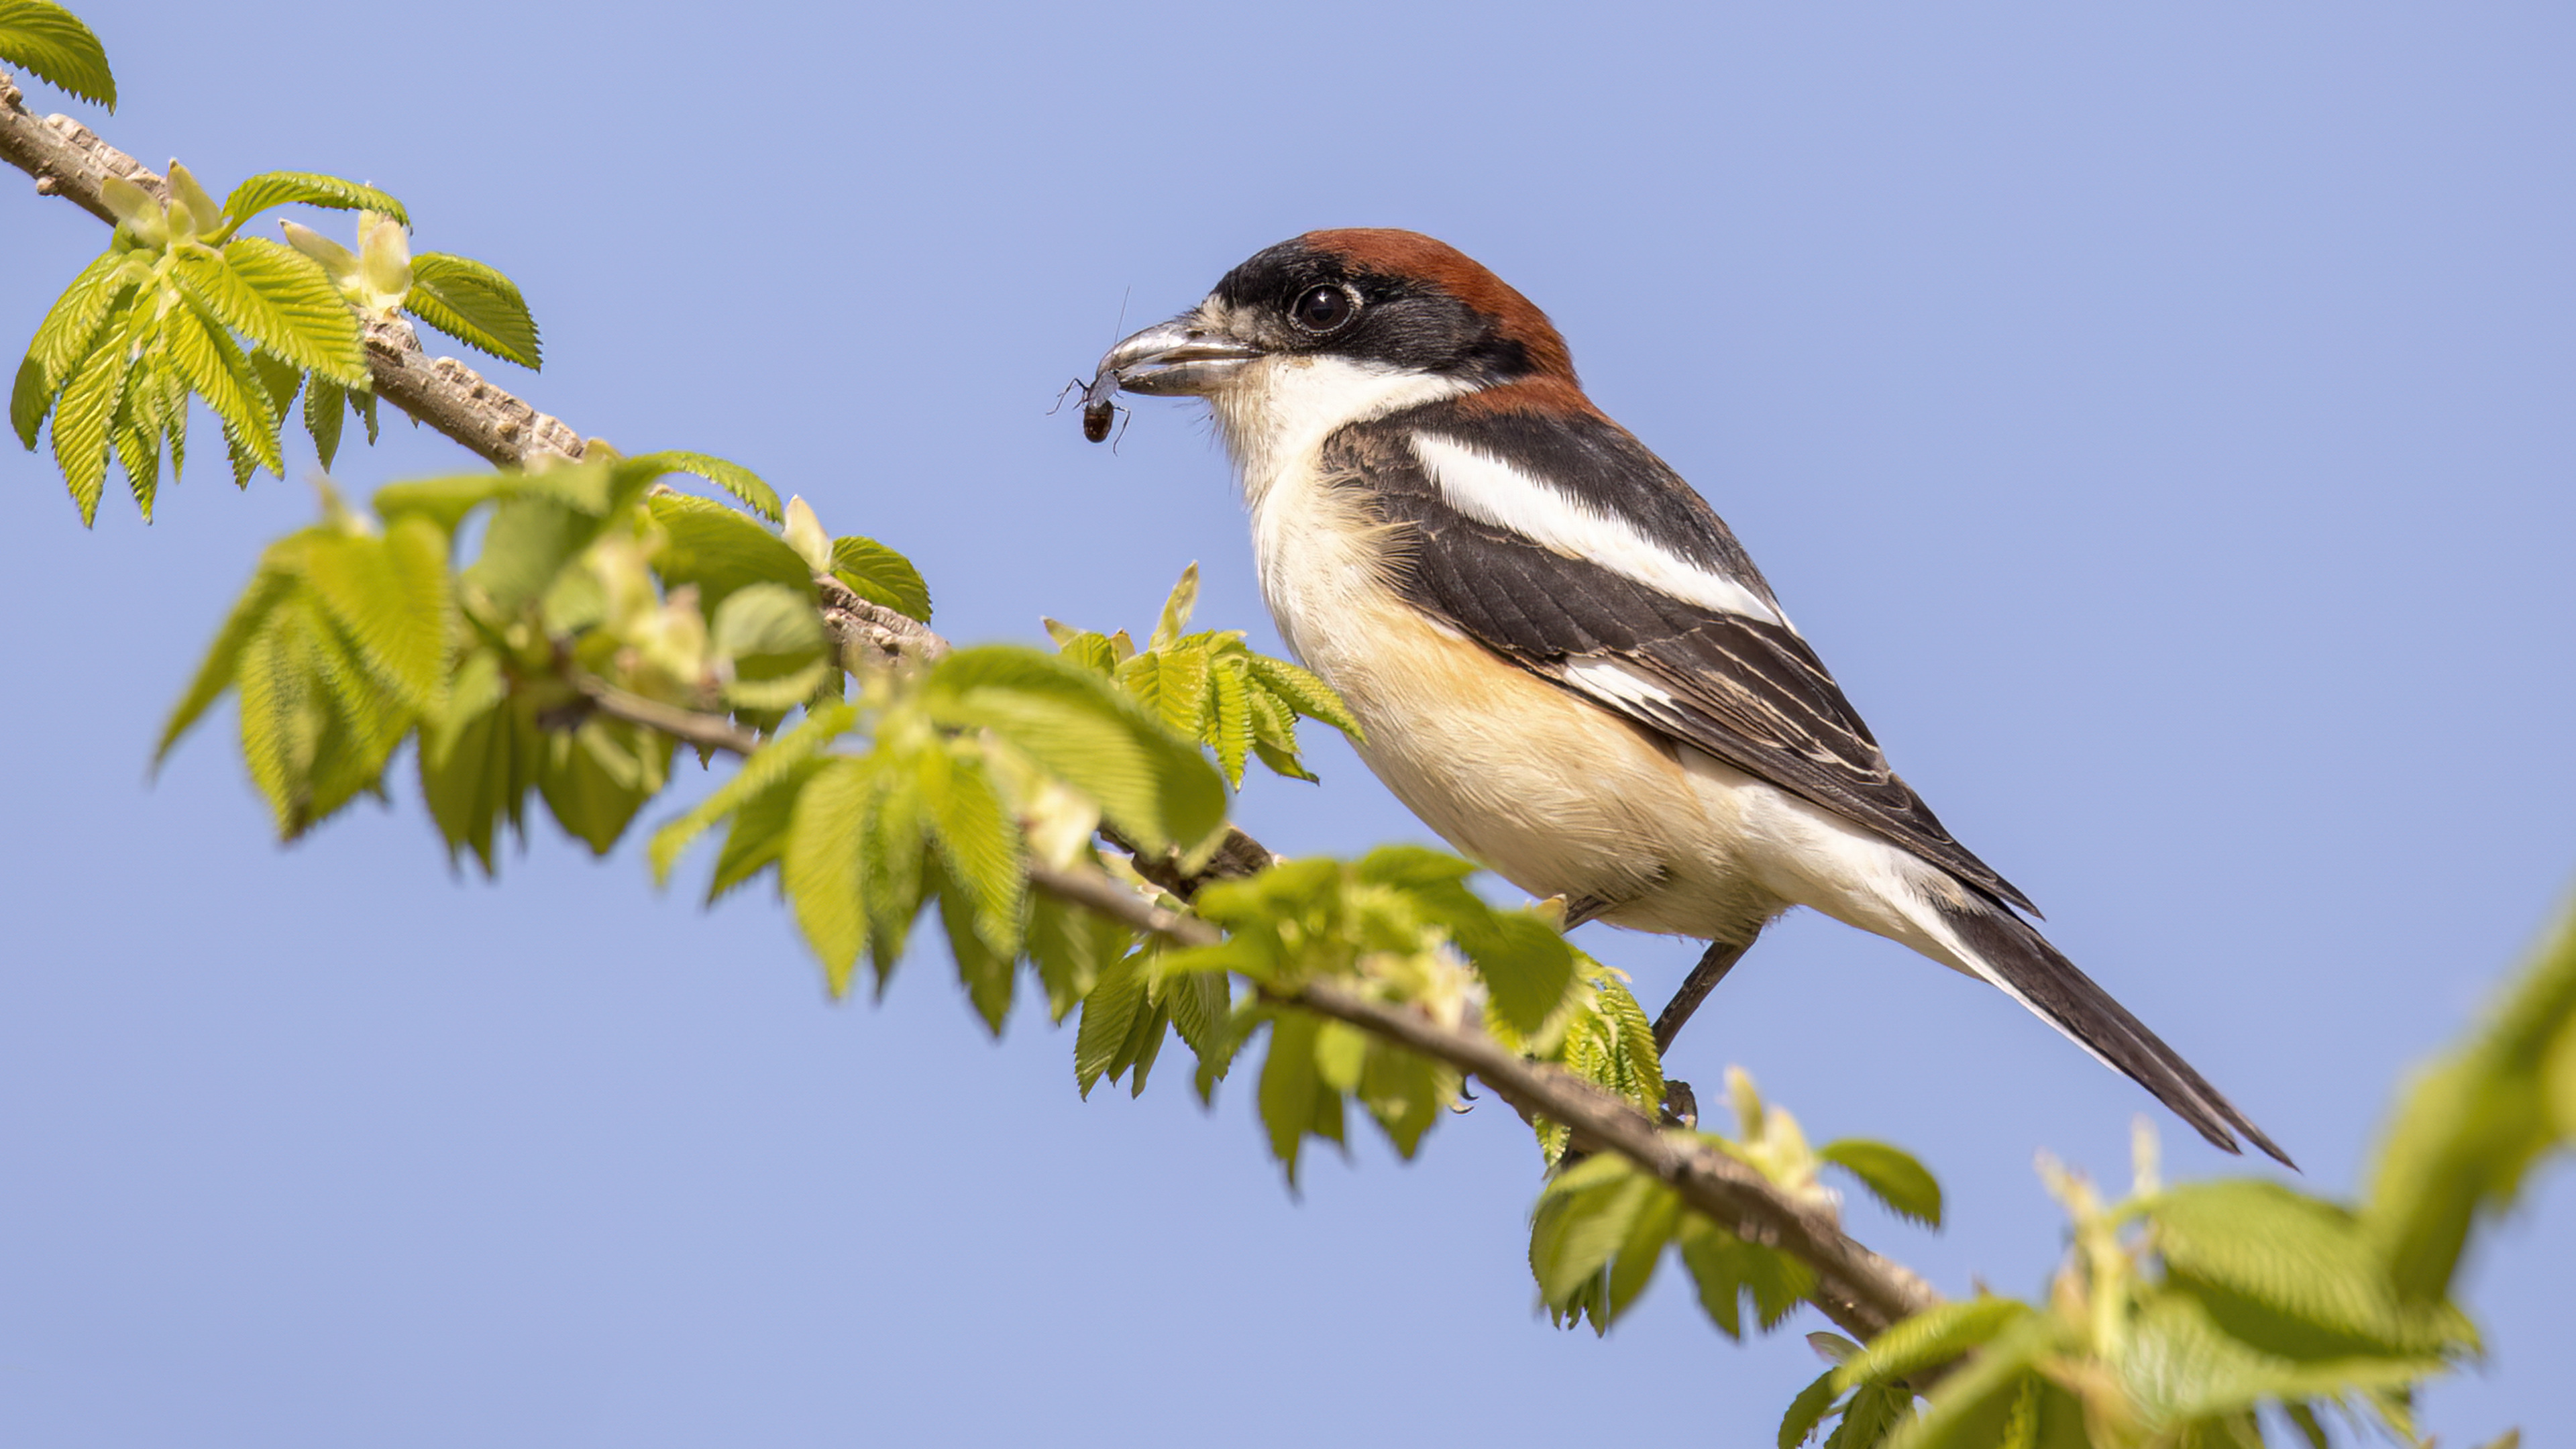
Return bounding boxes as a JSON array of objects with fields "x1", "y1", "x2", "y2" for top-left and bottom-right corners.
[{"x1": 1938, "y1": 900, "x2": 2295, "y2": 1169}]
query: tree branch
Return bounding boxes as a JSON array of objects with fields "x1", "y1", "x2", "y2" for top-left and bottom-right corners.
[
  {"x1": 9, "y1": 70, "x2": 1939, "y2": 1346},
  {"x1": 1023, "y1": 856, "x2": 1939, "y2": 1340},
  {"x1": 3, "y1": 71, "x2": 585, "y2": 468}
]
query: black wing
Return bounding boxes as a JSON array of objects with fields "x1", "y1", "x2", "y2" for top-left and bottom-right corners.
[{"x1": 1328, "y1": 411, "x2": 2039, "y2": 916}]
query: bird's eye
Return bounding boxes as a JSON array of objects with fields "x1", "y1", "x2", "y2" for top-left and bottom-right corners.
[{"x1": 1289, "y1": 284, "x2": 1358, "y2": 334}]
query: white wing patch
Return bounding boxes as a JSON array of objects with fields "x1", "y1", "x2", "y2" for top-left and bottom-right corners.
[
  {"x1": 1408, "y1": 433, "x2": 1789, "y2": 629},
  {"x1": 1561, "y1": 656, "x2": 1678, "y2": 713}
]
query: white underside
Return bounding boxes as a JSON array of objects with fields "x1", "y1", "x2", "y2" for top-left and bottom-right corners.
[{"x1": 1203, "y1": 356, "x2": 1988, "y2": 969}]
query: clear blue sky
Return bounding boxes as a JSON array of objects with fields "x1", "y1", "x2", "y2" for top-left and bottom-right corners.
[{"x1": 3, "y1": 3, "x2": 2570, "y2": 1444}]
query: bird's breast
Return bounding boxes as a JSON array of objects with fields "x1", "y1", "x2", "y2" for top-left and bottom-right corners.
[{"x1": 1241, "y1": 450, "x2": 1783, "y2": 941}]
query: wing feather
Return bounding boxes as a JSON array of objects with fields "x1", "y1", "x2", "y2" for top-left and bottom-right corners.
[{"x1": 1328, "y1": 412, "x2": 2039, "y2": 916}]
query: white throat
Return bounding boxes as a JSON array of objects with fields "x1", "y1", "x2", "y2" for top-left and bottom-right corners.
[{"x1": 1205, "y1": 355, "x2": 1472, "y2": 511}]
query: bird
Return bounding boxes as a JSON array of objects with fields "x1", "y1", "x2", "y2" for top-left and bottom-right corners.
[{"x1": 1091, "y1": 228, "x2": 2290, "y2": 1166}]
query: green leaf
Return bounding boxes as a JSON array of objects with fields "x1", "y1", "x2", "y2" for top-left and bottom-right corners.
[
  {"x1": 220, "y1": 171, "x2": 409, "y2": 228},
  {"x1": 1075, "y1": 949, "x2": 1146, "y2": 1098},
  {"x1": 938, "y1": 867, "x2": 1016, "y2": 1032},
  {"x1": 164, "y1": 296, "x2": 280, "y2": 476},
  {"x1": 625, "y1": 449, "x2": 782, "y2": 522},
  {"x1": 827, "y1": 535, "x2": 932, "y2": 622},
  {"x1": 50, "y1": 327, "x2": 126, "y2": 523},
  {"x1": 923, "y1": 748, "x2": 1024, "y2": 960},
  {"x1": 1027, "y1": 890, "x2": 1130, "y2": 1022},
  {"x1": 1256, "y1": 1012, "x2": 1345, "y2": 1187},
  {"x1": 647, "y1": 492, "x2": 814, "y2": 614},
  {"x1": 1877, "y1": 1316, "x2": 2065, "y2": 1449},
  {"x1": 1834, "y1": 1298, "x2": 2030, "y2": 1392},
  {"x1": 1825, "y1": 1385, "x2": 1913, "y2": 1449},
  {"x1": 1149, "y1": 563, "x2": 1199, "y2": 651},
  {"x1": 17, "y1": 248, "x2": 139, "y2": 447},
  {"x1": 647, "y1": 702, "x2": 858, "y2": 885},
  {"x1": 462, "y1": 497, "x2": 590, "y2": 620},
  {"x1": 417, "y1": 648, "x2": 541, "y2": 873},
  {"x1": 922, "y1": 646, "x2": 1226, "y2": 858},
  {"x1": 0, "y1": 0, "x2": 117, "y2": 108},
  {"x1": 704, "y1": 757, "x2": 814, "y2": 902},
  {"x1": 2366, "y1": 903, "x2": 2576, "y2": 1303},
  {"x1": 1529, "y1": 1155, "x2": 1654, "y2": 1320},
  {"x1": 372, "y1": 471, "x2": 517, "y2": 535},
  {"x1": 2113, "y1": 1292, "x2": 2442, "y2": 1430},
  {"x1": 2155, "y1": 1179, "x2": 2473, "y2": 1360},
  {"x1": 1780, "y1": 1369, "x2": 1843, "y2": 1449},
  {"x1": 402, "y1": 251, "x2": 541, "y2": 369},
  {"x1": 538, "y1": 720, "x2": 667, "y2": 854},
  {"x1": 781, "y1": 757, "x2": 871, "y2": 995},
  {"x1": 209, "y1": 236, "x2": 367, "y2": 384},
  {"x1": 1208, "y1": 655, "x2": 1254, "y2": 788},
  {"x1": 156, "y1": 558, "x2": 297, "y2": 763},
  {"x1": 303, "y1": 374, "x2": 346, "y2": 468},
  {"x1": 1246, "y1": 654, "x2": 1362, "y2": 739},
  {"x1": 1678, "y1": 1215, "x2": 1816, "y2": 1338},
  {"x1": 1818, "y1": 1140, "x2": 1943, "y2": 1230},
  {"x1": 710, "y1": 580, "x2": 829, "y2": 710},
  {"x1": 299, "y1": 518, "x2": 453, "y2": 714}
]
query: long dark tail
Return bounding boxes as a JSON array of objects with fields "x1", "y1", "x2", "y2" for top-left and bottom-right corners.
[{"x1": 1938, "y1": 899, "x2": 2295, "y2": 1169}]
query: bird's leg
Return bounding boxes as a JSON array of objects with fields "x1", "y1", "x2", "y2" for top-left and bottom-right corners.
[{"x1": 1652, "y1": 934, "x2": 1758, "y2": 1057}]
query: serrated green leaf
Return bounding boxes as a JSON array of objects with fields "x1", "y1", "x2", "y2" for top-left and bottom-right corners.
[
  {"x1": 703, "y1": 759, "x2": 814, "y2": 902},
  {"x1": 1835, "y1": 1298, "x2": 2029, "y2": 1392},
  {"x1": 303, "y1": 374, "x2": 346, "y2": 467},
  {"x1": 211, "y1": 236, "x2": 366, "y2": 384},
  {"x1": 299, "y1": 518, "x2": 452, "y2": 713},
  {"x1": 220, "y1": 170, "x2": 408, "y2": 228},
  {"x1": 647, "y1": 701, "x2": 859, "y2": 885},
  {"x1": 859, "y1": 756, "x2": 930, "y2": 986},
  {"x1": 111, "y1": 416, "x2": 156, "y2": 518},
  {"x1": 1028, "y1": 890, "x2": 1130, "y2": 1022},
  {"x1": 246, "y1": 347, "x2": 302, "y2": 416},
  {"x1": 165, "y1": 296, "x2": 279, "y2": 476},
  {"x1": 924, "y1": 747, "x2": 1024, "y2": 959},
  {"x1": 1075, "y1": 949, "x2": 1146, "y2": 1098},
  {"x1": 625, "y1": 448, "x2": 781, "y2": 522},
  {"x1": 924, "y1": 855, "x2": 1014, "y2": 1034},
  {"x1": 1245, "y1": 654, "x2": 1361, "y2": 739},
  {"x1": 1876, "y1": 1316, "x2": 2065, "y2": 1449},
  {"x1": 401, "y1": 251, "x2": 541, "y2": 369},
  {"x1": 922, "y1": 645, "x2": 1226, "y2": 858},
  {"x1": 647, "y1": 492, "x2": 814, "y2": 614},
  {"x1": 1531, "y1": 1160, "x2": 1654, "y2": 1317},
  {"x1": 0, "y1": 0, "x2": 117, "y2": 108},
  {"x1": 50, "y1": 326, "x2": 126, "y2": 523},
  {"x1": 1780, "y1": 1369, "x2": 1844, "y2": 1449},
  {"x1": 826, "y1": 535, "x2": 931, "y2": 622},
  {"x1": 1819, "y1": 1140, "x2": 1944, "y2": 1230},
  {"x1": 19, "y1": 248, "x2": 138, "y2": 434},
  {"x1": 782, "y1": 757, "x2": 871, "y2": 994},
  {"x1": 1825, "y1": 1384, "x2": 1913, "y2": 1449},
  {"x1": 1678, "y1": 1216, "x2": 1817, "y2": 1338},
  {"x1": 1208, "y1": 655, "x2": 1254, "y2": 788}
]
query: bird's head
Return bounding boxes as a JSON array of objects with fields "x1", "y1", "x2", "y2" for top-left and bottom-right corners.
[{"x1": 1097, "y1": 230, "x2": 1594, "y2": 468}]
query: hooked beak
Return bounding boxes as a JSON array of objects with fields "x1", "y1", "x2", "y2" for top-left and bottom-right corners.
[{"x1": 1095, "y1": 310, "x2": 1263, "y2": 397}]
